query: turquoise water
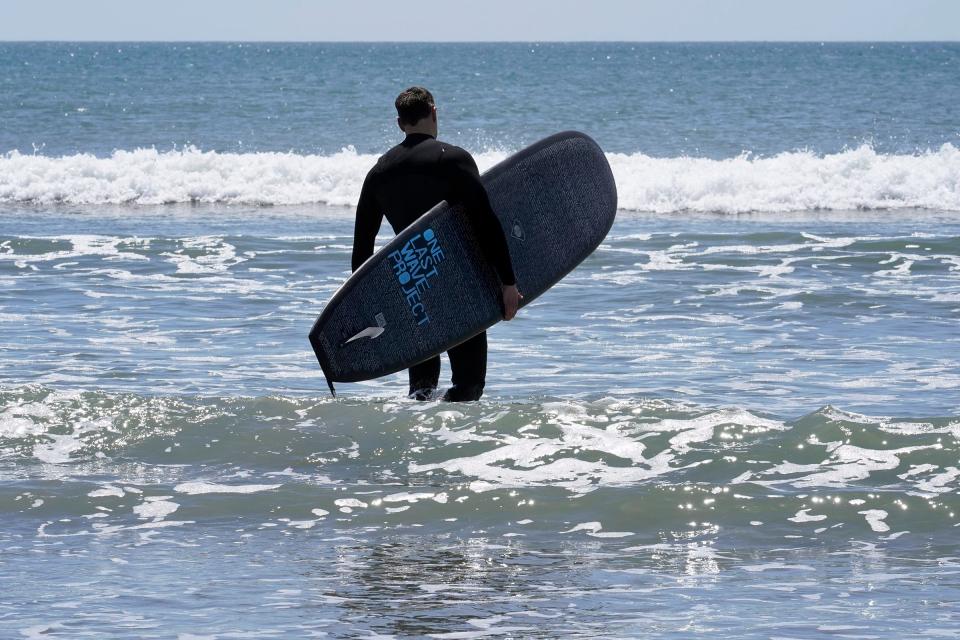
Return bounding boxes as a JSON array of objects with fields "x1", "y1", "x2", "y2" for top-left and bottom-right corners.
[{"x1": 2, "y1": 43, "x2": 960, "y2": 638}]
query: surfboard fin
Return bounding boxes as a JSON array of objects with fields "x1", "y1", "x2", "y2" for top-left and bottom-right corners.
[{"x1": 325, "y1": 376, "x2": 337, "y2": 398}]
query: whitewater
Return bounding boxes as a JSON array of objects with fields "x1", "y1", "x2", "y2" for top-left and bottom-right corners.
[{"x1": 3, "y1": 143, "x2": 960, "y2": 213}]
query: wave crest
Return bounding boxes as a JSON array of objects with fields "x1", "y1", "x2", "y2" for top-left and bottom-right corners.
[
  {"x1": 610, "y1": 143, "x2": 960, "y2": 213},
  {"x1": 2, "y1": 144, "x2": 959, "y2": 213}
]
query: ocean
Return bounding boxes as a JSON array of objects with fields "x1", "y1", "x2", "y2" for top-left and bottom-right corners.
[{"x1": 2, "y1": 42, "x2": 960, "y2": 638}]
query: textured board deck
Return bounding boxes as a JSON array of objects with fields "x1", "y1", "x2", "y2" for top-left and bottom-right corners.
[{"x1": 309, "y1": 131, "x2": 617, "y2": 392}]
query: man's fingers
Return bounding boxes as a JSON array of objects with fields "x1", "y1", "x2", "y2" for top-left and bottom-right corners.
[{"x1": 502, "y1": 285, "x2": 521, "y2": 321}]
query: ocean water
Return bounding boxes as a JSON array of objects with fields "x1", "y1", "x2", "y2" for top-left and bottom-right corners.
[{"x1": 2, "y1": 42, "x2": 960, "y2": 638}]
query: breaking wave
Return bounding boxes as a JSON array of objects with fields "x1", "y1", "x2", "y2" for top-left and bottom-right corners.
[
  {"x1": 2, "y1": 144, "x2": 960, "y2": 213},
  {"x1": 3, "y1": 386, "x2": 959, "y2": 538}
]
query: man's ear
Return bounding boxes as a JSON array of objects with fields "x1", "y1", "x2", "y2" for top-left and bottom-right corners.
[
  {"x1": 431, "y1": 106, "x2": 437, "y2": 122},
  {"x1": 397, "y1": 117, "x2": 406, "y2": 133}
]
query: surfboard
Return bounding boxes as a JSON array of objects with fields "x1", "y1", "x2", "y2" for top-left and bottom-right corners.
[{"x1": 309, "y1": 130, "x2": 617, "y2": 395}]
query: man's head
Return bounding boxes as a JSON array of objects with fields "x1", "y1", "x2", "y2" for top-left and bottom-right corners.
[{"x1": 395, "y1": 86, "x2": 437, "y2": 136}]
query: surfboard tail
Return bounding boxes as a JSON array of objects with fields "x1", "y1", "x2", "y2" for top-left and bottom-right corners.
[{"x1": 308, "y1": 325, "x2": 337, "y2": 398}]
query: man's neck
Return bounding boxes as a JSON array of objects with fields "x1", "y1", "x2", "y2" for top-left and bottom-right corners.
[{"x1": 404, "y1": 128, "x2": 436, "y2": 138}]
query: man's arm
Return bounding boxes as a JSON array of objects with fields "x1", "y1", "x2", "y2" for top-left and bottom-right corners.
[{"x1": 351, "y1": 170, "x2": 383, "y2": 272}]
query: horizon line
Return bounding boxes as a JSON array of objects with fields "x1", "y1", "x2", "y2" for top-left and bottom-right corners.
[{"x1": 2, "y1": 39, "x2": 959, "y2": 44}]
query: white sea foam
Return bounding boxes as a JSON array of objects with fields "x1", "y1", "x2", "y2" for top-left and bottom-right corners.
[
  {"x1": 562, "y1": 521, "x2": 603, "y2": 534},
  {"x1": 609, "y1": 144, "x2": 960, "y2": 213},
  {"x1": 0, "y1": 404, "x2": 51, "y2": 438},
  {"x1": 2, "y1": 144, "x2": 959, "y2": 212},
  {"x1": 788, "y1": 509, "x2": 828, "y2": 523},
  {"x1": 173, "y1": 482, "x2": 281, "y2": 495},
  {"x1": 409, "y1": 403, "x2": 785, "y2": 494},
  {"x1": 859, "y1": 509, "x2": 891, "y2": 533},
  {"x1": 88, "y1": 486, "x2": 125, "y2": 498},
  {"x1": 0, "y1": 146, "x2": 379, "y2": 206},
  {"x1": 133, "y1": 499, "x2": 180, "y2": 520}
]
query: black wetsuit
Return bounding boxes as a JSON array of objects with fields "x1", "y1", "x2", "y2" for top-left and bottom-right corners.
[{"x1": 351, "y1": 133, "x2": 516, "y2": 401}]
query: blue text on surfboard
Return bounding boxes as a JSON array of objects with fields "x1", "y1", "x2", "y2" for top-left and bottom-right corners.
[{"x1": 387, "y1": 228, "x2": 445, "y2": 325}]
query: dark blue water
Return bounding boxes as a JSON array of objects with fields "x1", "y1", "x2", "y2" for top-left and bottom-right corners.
[{"x1": 2, "y1": 42, "x2": 959, "y2": 157}]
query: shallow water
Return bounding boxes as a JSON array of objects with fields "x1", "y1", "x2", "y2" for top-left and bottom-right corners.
[
  {"x1": 2, "y1": 209, "x2": 958, "y2": 413},
  {"x1": 5, "y1": 387, "x2": 960, "y2": 638},
  {"x1": 3, "y1": 206, "x2": 960, "y2": 638}
]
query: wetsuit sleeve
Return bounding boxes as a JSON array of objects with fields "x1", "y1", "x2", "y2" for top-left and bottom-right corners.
[
  {"x1": 351, "y1": 169, "x2": 383, "y2": 272},
  {"x1": 444, "y1": 150, "x2": 517, "y2": 286}
]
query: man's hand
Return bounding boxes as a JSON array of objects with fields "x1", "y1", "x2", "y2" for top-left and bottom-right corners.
[{"x1": 502, "y1": 284, "x2": 522, "y2": 320}]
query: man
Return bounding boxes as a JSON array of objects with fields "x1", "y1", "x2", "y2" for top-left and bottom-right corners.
[{"x1": 351, "y1": 86, "x2": 521, "y2": 402}]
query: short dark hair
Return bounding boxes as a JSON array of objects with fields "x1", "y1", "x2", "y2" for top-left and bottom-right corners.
[{"x1": 395, "y1": 87, "x2": 435, "y2": 127}]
